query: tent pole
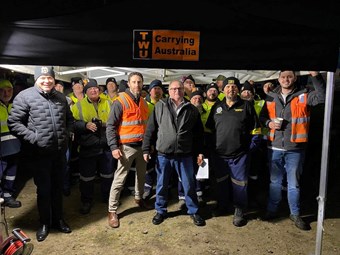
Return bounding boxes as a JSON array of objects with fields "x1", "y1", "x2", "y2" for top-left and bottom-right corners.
[{"x1": 315, "y1": 71, "x2": 335, "y2": 255}]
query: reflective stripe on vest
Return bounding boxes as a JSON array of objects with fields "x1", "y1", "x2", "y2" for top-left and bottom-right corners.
[
  {"x1": 117, "y1": 93, "x2": 148, "y2": 144},
  {"x1": 266, "y1": 94, "x2": 310, "y2": 143},
  {"x1": 0, "y1": 134, "x2": 17, "y2": 142},
  {"x1": 290, "y1": 94, "x2": 310, "y2": 142}
]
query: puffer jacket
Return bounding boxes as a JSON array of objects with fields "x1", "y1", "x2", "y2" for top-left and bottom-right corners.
[{"x1": 8, "y1": 85, "x2": 74, "y2": 154}]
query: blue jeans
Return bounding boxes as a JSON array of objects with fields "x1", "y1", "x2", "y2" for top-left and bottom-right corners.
[
  {"x1": 155, "y1": 154, "x2": 199, "y2": 215},
  {"x1": 267, "y1": 149, "x2": 305, "y2": 215}
]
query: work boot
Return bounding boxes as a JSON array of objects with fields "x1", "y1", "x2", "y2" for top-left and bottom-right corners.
[
  {"x1": 289, "y1": 215, "x2": 311, "y2": 231},
  {"x1": 4, "y1": 197, "x2": 22, "y2": 208},
  {"x1": 233, "y1": 207, "x2": 247, "y2": 227}
]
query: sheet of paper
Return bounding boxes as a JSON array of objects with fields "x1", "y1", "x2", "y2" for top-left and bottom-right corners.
[{"x1": 196, "y1": 159, "x2": 209, "y2": 179}]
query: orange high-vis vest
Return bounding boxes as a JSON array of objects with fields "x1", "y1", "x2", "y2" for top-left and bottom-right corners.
[
  {"x1": 117, "y1": 92, "x2": 149, "y2": 144},
  {"x1": 266, "y1": 93, "x2": 310, "y2": 143}
]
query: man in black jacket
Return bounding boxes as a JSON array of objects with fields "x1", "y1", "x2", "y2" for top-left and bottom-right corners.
[{"x1": 8, "y1": 66, "x2": 74, "y2": 242}]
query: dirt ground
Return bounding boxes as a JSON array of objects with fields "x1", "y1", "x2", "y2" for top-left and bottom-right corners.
[{"x1": 2, "y1": 174, "x2": 340, "y2": 255}]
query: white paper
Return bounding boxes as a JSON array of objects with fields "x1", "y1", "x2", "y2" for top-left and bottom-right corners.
[{"x1": 196, "y1": 159, "x2": 209, "y2": 179}]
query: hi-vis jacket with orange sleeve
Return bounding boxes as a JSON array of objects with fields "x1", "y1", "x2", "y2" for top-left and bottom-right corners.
[
  {"x1": 106, "y1": 91, "x2": 149, "y2": 151},
  {"x1": 259, "y1": 74, "x2": 325, "y2": 150}
]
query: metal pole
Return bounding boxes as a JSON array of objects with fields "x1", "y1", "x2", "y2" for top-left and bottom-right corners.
[{"x1": 315, "y1": 71, "x2": 335, "y2": 255}]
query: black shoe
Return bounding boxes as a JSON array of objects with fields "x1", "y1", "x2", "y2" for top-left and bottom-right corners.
[
  {"x1": 289, "y1": 215, "x2": 311, "y2": 231},
  {"x1": 80, "y1": 202, "x2": 92, "y2": 215},
  {"x1": 4, "y1": 197, "x2": 22, "y2": 208},
  {"x1": 190, "y1": 214, "x2": 206, "y2": 226},
  {"x1": 36, "y1": 224, "x2": 49, "y2": 242},
  {"x1": 233, "y1": 208, "x2": 247, "y2": 227},
  {"x1": 52, "y1": 219, "x2": 72, "y2": 233},
  {"x1": 152, "y1": 213, "x2": 166, "y2": 225}
]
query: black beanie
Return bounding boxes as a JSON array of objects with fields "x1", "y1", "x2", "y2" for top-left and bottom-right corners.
[
  {"x1": 222, "y1": 77, "x2": 241, "y2": 91},
  {"x1": 106, "y1": 77, "x2": 117, "y2": 86},
  {"x1": 84, "y1": 79, "x2": 98, "y2": 93},
  {"x1": 190, "y1": 89, "x2": 204, "y2": 99},
  {"x1": 240, "y1": 81, "x2": 255, "y2": 94},
  {"x1": 34, "y1": 66, "x2": 55, "y2": 81}
]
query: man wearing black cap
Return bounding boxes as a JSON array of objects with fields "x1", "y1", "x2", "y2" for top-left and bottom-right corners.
[
  {"x1": 206, "y1": 76, "x2": 261, "y2": 227},
  {"x1": 181, "y1": 75, "x2": 197, "y2": 99},
  {"x1": 103, "y1": 77, "x2": 119, "y2": 104},
  {"x1": 143, "y1": 79, "x2": 164, "y2": 200},
  {"x1": 71, "y1": 79, "x2": 115, "y2": 215},
  {"x1": 8, "y1": 66, "x2": 74, "y2": 241},
  {"x1": 68, "y1": 77, "x2": 84, "y2": 105},
  {"x1": 0, "y1": 79, "x2": 21, "y2": 208}
]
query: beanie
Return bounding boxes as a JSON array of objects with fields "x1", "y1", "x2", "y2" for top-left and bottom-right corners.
[
  {"x1": 0, "y1": 79, "x2": 13, "y2": 89},
  {"x1": 34, "y1": 66, "x2": 55, "y2": 81},
  {"x1": 181, "y1": 75, "x2": 195, "y2": 84},
  {"x1": 148, "y1": 79, "x2": 163, "y2": 92},
  {"x1": 71, "y1": 77, "x2": 83, "y2": 86},
  {"x1": 205, "y1": 82, "x2": 219, "y2": 93},
  {"x1": 83, "y1": 79, "x2": 98, "y2": 93},
  {"x1": 55, "y1": 80, "x2": 64, "y2": 87},
  {"x1": 106, "y1": 77, "x2": 117, "y2": 86},
  {"x1": 190, "y1": 89, "x2": 204, "y2": 99},
  {"x1": 222, "y1": 77, "x2": 241, "y2": 91},
  {"x1": 212, "y1": 75, "x2": 227, "y2": 81},
  {"x1": 240, "y1": 81, "x2": 255, "y2": 94}
]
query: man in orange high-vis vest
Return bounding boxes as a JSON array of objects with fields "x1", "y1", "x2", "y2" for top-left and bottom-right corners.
[
  {"x1": 259, "y1": 71, "x2": 325, "y2": 231},
  {"x1": 106, "y1": 72, "x2": 153, "y2": 228}
]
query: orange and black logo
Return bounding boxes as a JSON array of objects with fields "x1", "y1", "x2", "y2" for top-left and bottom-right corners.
[{"x1": 133, "y1": 30, "x2": 200, "y2": 61}]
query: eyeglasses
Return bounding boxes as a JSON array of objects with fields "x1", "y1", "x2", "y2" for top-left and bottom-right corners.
[{"x1": 169, "y1": 87, "x2": 183, "y2": 91}]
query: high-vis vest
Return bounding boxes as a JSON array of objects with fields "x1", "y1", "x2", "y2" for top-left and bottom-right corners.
[
  {"x1": 117, "y1": 92, "x2": 148, "y2": 144},
  {"x1": 254, "y1": 99, "x2": 268, "y2": 137},
  {"x1": 72, "y1": 97, "x2": 111, "y2": 123},
  {"x1": 266, "y1": 93, "x2": 310, "y2": 143},
  {"x1": 0, "y1": 102, "x2": 20, "y2": 156}
]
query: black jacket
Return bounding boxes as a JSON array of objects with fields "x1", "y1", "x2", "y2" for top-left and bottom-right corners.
[
  {"x1": 8, "y1": 85, "x2": 74, "y2": 155},
  {"x1": 142, "y1": 97, "x2": 204, "y2": 156}
]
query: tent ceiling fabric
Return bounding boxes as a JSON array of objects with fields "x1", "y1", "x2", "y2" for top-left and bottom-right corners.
[
  {"x1": 0, "y1": 1, "x2": 340, "y2": 72},
  {"x1": 0, "y1": 64, "x2": 285, "y2": 85}
]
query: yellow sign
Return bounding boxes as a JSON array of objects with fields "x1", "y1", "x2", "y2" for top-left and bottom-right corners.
[{"x1": 133, "y1": 30, "x2": 200, "y2": 61}]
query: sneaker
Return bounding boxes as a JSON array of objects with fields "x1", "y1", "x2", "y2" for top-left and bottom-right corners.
[
  {"x1": 233, "y1": 208, "x2": 247, "y2": 227},
  {"x1": 177, "y1": 199, "x2": 187, "y2": 211},
  {"x1": 4, "y1": 197, "x2": 22, "y2": 208},
  {"x1": 289, "y1": 215, "x2": 311, "y2": 231}
]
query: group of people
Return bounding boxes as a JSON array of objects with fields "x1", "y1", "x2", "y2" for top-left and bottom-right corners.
[{"x1": 0, "y1": 67, "x2": 325, "y2": 243}]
